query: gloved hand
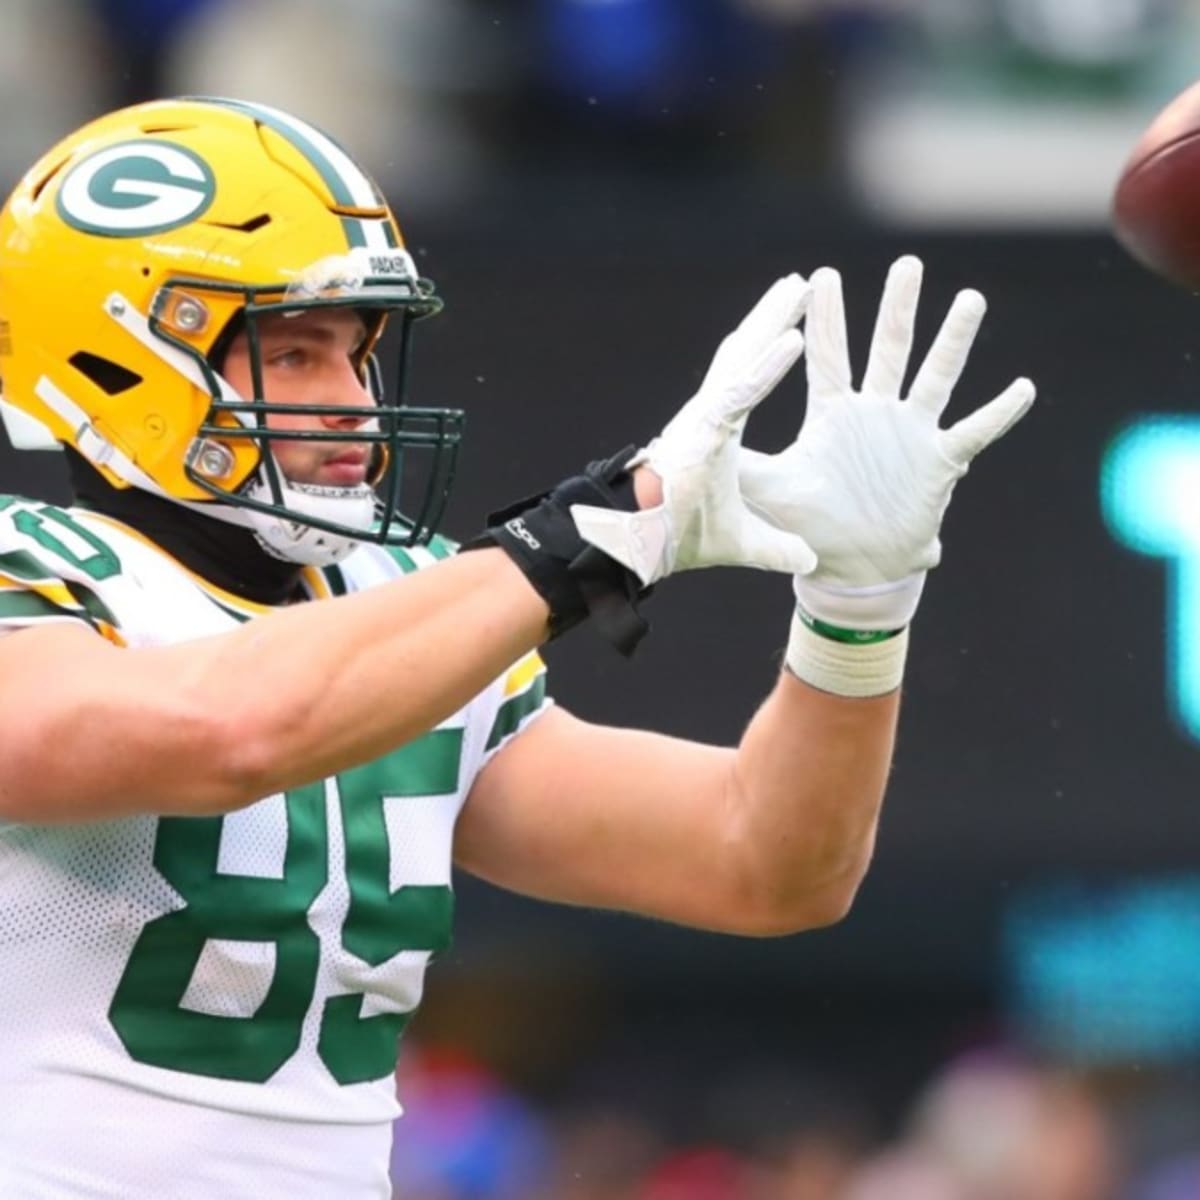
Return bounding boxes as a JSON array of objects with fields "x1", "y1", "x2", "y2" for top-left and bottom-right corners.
[
  {"x1": 570, "y1": 274, "x2": 819, "y2": 585},
  {"x1": 738, "y1": 255, "x2": 1035, "y2": 631}
]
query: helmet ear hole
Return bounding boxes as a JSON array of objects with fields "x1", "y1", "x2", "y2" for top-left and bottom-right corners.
[{"x1": 68, "y1": 352, "x2": 142, "y2": 396}]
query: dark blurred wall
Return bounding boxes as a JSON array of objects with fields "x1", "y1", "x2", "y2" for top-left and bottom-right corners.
[{"x1": 416, "y1": 216, "x2": 1200, "y2": 923}]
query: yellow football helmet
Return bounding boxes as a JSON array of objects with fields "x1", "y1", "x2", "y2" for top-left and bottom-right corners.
[{"x1": 0, "y1": 96, "x2": 461, "y2": 564}]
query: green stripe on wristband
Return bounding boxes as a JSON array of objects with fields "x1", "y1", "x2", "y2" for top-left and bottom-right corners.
[{"x1": 796, "y1": 607, "x2": 905, "y2": 645}]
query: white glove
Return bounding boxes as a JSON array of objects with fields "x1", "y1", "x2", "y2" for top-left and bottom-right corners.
[
  {"x1": 739, "y1": 255, "x2": 1035, "y2": 630},
  {"x1": 570, "y1": 274, "x2": 819, "y2": 585}
]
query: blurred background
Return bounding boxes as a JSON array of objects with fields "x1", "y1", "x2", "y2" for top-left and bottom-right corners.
[{"x1": 6, "y1": 1, "x2": 1200, "y2": 1196}]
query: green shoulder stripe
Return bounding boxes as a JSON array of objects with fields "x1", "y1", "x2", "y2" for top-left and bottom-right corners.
[
  {"x1": 0, "y1": 580, "x2": 116, "y2": 632},
  {"x1": 323, "y1": 564, "x2": 348, "y2": 597},
  {"x1": 379, "y1": 533, "x2": 458, "y2": 576},
  {"x1": 0, "y1": 547, "x2": 63, "y2": 584},
  {"x1": 425, "y1": 533, "x2": 458, "y2": 561},
  {"x1": 485, "y1": 675, "x2": 548, "y2": 752},
  {"x1": 0, "y1": 591, "x2": 73, "y2": 621},
  {"x1": 65, "y1": 580, "x2": 118, "y2": 629}
]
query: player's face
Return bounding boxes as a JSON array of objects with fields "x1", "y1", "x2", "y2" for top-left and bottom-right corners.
[{"x1": 221, "y1": 308, "x2": 375, "y2": 488}]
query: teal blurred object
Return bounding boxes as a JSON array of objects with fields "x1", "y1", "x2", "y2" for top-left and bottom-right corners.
[
  {"x1": 1101, "y1": 416, "x2": 1200, "y2": 743},
  {"x1": 1003, "y1": 875, "x2": 1200, "y2": 1063}
]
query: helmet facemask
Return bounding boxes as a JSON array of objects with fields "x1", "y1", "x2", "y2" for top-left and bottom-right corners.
[{"x1": 147, "y1": 251, "x2": 463, "y2": 565}]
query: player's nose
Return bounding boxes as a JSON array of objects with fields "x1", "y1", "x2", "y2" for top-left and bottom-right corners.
[{"x1": 319, "y1": 360, "x2": 377, "y2": 428}]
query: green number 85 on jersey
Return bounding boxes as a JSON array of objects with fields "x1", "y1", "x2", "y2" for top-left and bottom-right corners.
[{"x1": 109, "y1": 730, "x2": 460, "y2": 1086}]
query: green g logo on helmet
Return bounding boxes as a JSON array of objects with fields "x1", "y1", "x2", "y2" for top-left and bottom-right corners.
[{"x1": 57, "y1": 140, "x2": 215, "y2": 236}]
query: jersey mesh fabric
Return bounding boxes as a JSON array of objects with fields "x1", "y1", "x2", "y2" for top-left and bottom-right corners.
[{"x1": 0, "y1": 498, "x2": 551, "y2": 1200}]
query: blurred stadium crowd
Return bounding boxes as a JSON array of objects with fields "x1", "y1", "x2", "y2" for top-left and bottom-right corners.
[
  {"x1": 5, "y1": 1, "x2": 1200, "y2": 1197},
  {"x1": 386, "y1": 869, "x2": 1200, "y2": 1199},
  {"x1": 390, "y1": 1039, "x2": 1132, "y2": 1199},
  {"x1": 5, "y1": 0, "x2": 1196, "y2": 218}
]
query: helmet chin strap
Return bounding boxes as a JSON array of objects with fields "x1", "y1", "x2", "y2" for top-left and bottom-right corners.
[{"x1": 243, "y1": 470, "x2": 375, "y2": 566}]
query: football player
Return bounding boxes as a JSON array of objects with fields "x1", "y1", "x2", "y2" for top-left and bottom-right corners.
[{"x1": 0, "y1": 97, "x2": 1034, "y2": 1198}]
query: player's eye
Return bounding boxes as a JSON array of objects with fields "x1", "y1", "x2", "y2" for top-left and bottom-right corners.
[{"x1": 266, "y1": 347, "x2": 307, "y2": 369}]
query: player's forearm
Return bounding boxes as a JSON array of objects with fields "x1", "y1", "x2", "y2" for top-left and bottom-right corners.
[
  {"x1": 205, "y1": 549, "x2": 547, "y2": 798},
  {"x1": 725, "y1": 670, "x2": 899, "y2": 933},
  {"x1": 4, "y1": 549, "x2": 548, "y2": 821}
]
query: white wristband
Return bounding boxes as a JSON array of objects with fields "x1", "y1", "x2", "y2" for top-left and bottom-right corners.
[
  {"x1": 794, "y1": 572, "x2": 926, "y2": 632},
  {"x1": 784, "y1": 610, "x2": 909, "y2": 698}
]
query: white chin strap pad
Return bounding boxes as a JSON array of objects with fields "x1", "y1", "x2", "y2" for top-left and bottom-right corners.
[{"x1": 244, "y1": 478, "x2": 376, "y2": 566}]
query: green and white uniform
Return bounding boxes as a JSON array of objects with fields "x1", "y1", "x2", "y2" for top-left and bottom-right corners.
[{"x1": 0, "y1": 495, "x2": 549, "y2": 1200}]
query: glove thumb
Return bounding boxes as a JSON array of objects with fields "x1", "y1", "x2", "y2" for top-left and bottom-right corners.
[
  {"x1": 942, "y1": 377, "x2": 1035, "y2": 465},
  {"x1": 569, "y1": 503, "x2": 672, "y2": 587}
]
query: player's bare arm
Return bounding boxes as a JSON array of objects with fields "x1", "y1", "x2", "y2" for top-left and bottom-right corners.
[
  {"x1": 456, "y1": 678, "x2": 896, "y2": 936},
  {"x1": 0, "y1": 546, "x2": 546, "y2": 822}
]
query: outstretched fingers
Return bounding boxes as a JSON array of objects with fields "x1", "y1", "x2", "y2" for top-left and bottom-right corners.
[
  {"x1": 732, "y1": 273, "x2": 810, "y2": 355},
  {"x1": 907, "y1": 288, "x2": 987, "y2": 419},
  {"x1": 804, "y1": 267, "x2": 852, "y2": 403},
  {"x1": 941, "y1": 377, "x2": 1036, "y2": 464},
  {"x1": 862, "y1": 255, "x2": 922, "y2": 399},
  {"x1": 711, "y1": 327, "x2": 805, "y2": 428}
]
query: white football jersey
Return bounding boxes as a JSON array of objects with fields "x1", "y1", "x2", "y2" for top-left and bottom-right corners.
[{"x1": 0, "y1": 495, "x2": 550, "y2": 1200}]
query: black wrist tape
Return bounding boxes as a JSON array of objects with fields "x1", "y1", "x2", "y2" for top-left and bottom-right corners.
[{"x1": 460, "y1": 445, "x2": 652, "y2": 655}]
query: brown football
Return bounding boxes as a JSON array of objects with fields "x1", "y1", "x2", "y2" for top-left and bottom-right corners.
[{"x1": 1113, "y1": 80, "x2": 1200, "y2": 290}]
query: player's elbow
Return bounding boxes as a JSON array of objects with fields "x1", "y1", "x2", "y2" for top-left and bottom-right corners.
[
  {"x1": 732, "y1": 875, "x2": 863, "y2": 937},
  {"x1": 723, "y1": 844, "x2": 872, "y2": 937},
  {"x1": 111, "y1": 675, "x2": 280, "y2": 815},
  {"x1": 787, "y1": 872, "x2": 865, "y2": 931},
  {"x1": 202, "y1": 705, "x2": 292, "y2": 813},
  {"x1": 716, "y1": 771, "x2": 881, "y2": 937},
  {"x1": 113, "y1": 703, "x2": 279, "y2": 817}
]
